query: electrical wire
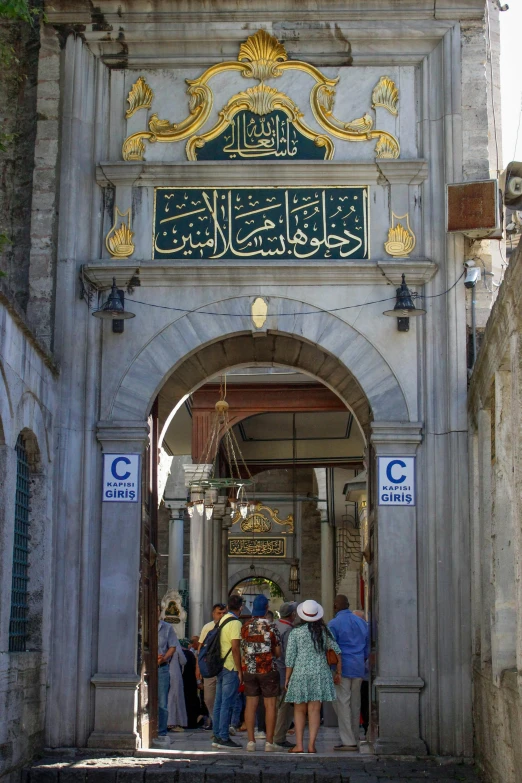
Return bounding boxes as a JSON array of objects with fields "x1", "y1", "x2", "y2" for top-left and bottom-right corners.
[{"x1": 90, "y1": 272, "x2": 464, "y2": 319}]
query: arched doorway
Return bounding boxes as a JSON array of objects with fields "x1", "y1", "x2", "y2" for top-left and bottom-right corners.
[
  {"x1": 230, "y1": 576, "x2": 286, "y2": 617},
  {"x1": 91, "y1": 299, "x2": 424, "y2": 755}
]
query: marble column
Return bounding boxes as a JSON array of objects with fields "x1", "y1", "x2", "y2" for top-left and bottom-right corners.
[
  {"x1": 88, "y1": 421, "x2": 149, "y2": 749},
  {"x1": 164, "y1": 455, "x2": 191, "y2": 591},
  {"x1": 183, "y1": 464, "x2": 212, "y2": 637},
  {"x1": 212, "y1": 500, "x2": 226, "y2": 605},
  {"x1": 222, "y1": 517, "x2": 231, "y2": 602},
  {"x1": 166, "y1": 508, "x2": 184, "y2": 591},
  {"x1": 371, "y1": 421, "x2": 426, "y2": 756},
  {"x1": 315, "y1": 468, "x2": 335, "y2": 622}
]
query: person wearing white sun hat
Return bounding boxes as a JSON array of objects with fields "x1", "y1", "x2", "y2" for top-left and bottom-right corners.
[{"x1": 283, "y1": 600, "x2": 342, "y2": 754}]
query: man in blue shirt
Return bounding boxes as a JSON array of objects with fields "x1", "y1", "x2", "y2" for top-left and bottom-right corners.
[
  {"x1": 328, "y1": 594, "x2": 369, "y2": 751},
  {"x1": 157, "y1": 608, "x2": 177, "y2": 741}
]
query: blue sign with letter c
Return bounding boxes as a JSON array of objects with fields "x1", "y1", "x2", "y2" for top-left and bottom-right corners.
[
  {"x1": 111, "y1": 456, "x2": 132, "y2": 481},
  {"x1": 386, "y1": 459, "x2": 407, "y2": 484}
]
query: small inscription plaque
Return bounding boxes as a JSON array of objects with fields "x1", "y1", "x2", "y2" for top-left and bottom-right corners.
[
  {"x1": 228, "y1": 537, "x2": 286, "y2": 558},
  {"x1": 154, "y1": 186, "x2": 369, "y2": 260},
  {"x1": 195, "y1": 110, "x2": 329, "y2": 161}
]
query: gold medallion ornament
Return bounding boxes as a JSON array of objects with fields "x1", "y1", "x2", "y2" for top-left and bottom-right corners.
[
  {"x1": 125, "y1": 76, "x2": 154, "y2": 119},
  {"x1": 122, "y1": 30, "x2": 400, "y2": 161},
  {"x1": 251, "y1": 297, "x2": 268, "y2": 329},
  {"x1": 105, "y1": 207, "x2": 135, "y2": 258},
  {"x1": 384, "y1": 212, "x2": 416, "y2": 257},
  {"x1": 232, "y1": 502, "x2": 294, "y2": 533}
]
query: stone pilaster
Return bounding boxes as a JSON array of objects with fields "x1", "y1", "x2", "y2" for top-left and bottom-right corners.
[
  {"x1": 88, "y1": 420, "x2": 149, "y2": 749},
  {"x1": 371, "y1": 421, "x2": 427, "y2": 756}
]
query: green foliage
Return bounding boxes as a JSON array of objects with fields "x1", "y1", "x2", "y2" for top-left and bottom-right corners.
[
  {"x1": 0, "y1": 0, "x2": 39, "y2": 24},
  {"x1": 0, "y1": 0, "x2": 41, "y2": 264}
]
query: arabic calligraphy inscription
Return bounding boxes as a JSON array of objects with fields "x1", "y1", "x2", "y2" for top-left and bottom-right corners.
[
  {"x1": 194, "y1": 110, "x2": 329, "y2": 160},
  {"x1": 154, "y1": 186, "x2": 369, "y2": 260},
  {"x1": 228, "y1": 537, "x2": 286, "y2": 557}
]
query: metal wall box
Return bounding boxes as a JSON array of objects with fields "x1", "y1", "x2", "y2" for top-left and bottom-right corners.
[{"x1": 446, "y1": 179, "x2": 501, "y2": 239}]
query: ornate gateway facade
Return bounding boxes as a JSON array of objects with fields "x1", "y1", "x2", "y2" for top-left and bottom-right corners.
[{"x1": 0, "y1": 0, "x2": 502, "y2": 775}]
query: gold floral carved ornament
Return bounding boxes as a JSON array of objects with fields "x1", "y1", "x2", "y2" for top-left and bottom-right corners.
[
  {"x1": 105, "y1": 207, "x2": 134, "y2": 258},
  {"x1": 384, "y1": 212, "x2": 416, "y2": 257},
  {"x1": 122, "y1": 29, "x2": 400, "y2": 161}
]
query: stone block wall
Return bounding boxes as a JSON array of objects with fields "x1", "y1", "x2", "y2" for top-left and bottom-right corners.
[
  {"x1": 468, "y1": 242, "x2": 522, "y2": 783},
  {"x1": 473, "y1": 665, "x2": 522, "y2": 783}
]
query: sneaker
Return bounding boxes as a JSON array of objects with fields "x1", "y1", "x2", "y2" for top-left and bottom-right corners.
[
  {"x1": 229, "y1": 725, "x2": 237, "y2": 735},
  {"x1": 254, "y1": 730, "x2": 266, "y2": 739},
  {"x1": 246, "y1": 740, "x2": 256, "y2": 752},
  {"x1": 333, "y1": 744, "x2": 358, "y2": 751},
  {"x1": 215, "y1": 738, "x2": 242, "y2": 749},
  {"x1": 211, "y1": 736, "x2": 220, "y2": 747},
  {"x1": 273, "y1": 740, "x2": 295, "y2": 749},
  {"x1": 265, "y1": 741, "x2": 279, "y2": 752}
]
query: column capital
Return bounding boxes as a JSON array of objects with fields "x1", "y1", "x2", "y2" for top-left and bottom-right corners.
[
  {"x1": 183, "y1": 463, "x2": 213, "y2": 488},
  {"x1": 96, "y1": 420, "x2": 149, "y2": 450},
  {"x1": 370, "y1": 421, "x2": 423, "y2": 455}
]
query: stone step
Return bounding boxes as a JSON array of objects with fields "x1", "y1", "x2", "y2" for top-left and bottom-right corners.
[{"x1": 24, "y1": 755, "x2": 483, "y2": 783}]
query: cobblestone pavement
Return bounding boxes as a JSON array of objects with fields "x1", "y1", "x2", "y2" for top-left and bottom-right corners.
[{"x1": 26, "y1": 727, "x2": 483, "y2": 783}]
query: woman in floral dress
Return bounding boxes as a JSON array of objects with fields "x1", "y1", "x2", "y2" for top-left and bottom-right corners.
[{"x1": 284, "y1": 600, "x2": 342, "y2": 753}]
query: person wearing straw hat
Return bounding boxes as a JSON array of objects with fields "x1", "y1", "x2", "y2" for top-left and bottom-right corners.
[{"x1": 284, "y1": 600, "x2": 342, "y2": 754}]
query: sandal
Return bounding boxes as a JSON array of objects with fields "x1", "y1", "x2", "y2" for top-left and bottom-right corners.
[{"x1": 288, "y1": 747, "x2": 305, "y2": 753}]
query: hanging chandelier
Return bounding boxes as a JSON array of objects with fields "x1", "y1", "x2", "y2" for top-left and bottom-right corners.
[{"x1": 186, "y1": 378, "x2": 255, "y2": 521}]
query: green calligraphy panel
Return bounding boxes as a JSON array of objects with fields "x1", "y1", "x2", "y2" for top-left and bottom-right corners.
[
  {"x1": 153, "y1": 186, "x2": 369, "y2": 260},
  {"x1": 195, "y1": 110, "x2": 329, "y2": 161}
]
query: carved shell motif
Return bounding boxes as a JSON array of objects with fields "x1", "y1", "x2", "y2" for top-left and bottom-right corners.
[
  {"x1": 375, "y1": 134, "x2": 400, "y2": 159},
  {"x1": 384, "y1": 220, "x2": 416, "y2": 257},
  {"x1": 122, "y1": 135, "x2": 146, "y2": 161},
  {"x1": 238, "y1": 29, "x2": 288, "y2": 81},
  {"x1": 239, "y1": 85, "x2": 281, "y2": 115},
  {"x1": 125, "y1": 76, "x2": 154, "y2": 119},
  {"x1": 371, "y1": 76, "x2": 399, "y2": 116}
]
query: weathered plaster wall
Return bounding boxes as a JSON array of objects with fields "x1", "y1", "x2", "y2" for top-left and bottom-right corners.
[{"x1": 0, "y1": 297, "x2": 56, "y2": 783}]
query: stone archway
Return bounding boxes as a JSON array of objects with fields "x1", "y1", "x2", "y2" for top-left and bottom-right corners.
[
  {"x1": 107, "y1": 295, "x2": 410, "y2": 430},
  {"x1": 228, "y1": 566, "x2": 291, "y2": 601}
]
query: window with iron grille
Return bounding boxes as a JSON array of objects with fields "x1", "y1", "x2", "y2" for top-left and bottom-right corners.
[{"x1": 9, "y1": 434, "x2": 30, "y2": 652}]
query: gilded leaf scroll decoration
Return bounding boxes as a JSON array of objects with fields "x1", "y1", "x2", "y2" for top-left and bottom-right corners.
[
  {"x1": 125, "y1": 76, "x2": 154, "y2": 119},
  {"x1": 185, "y1": 84, "x2": 334, "y2": 161},
  {"x1": 121, "y1": 29, "x2": 400, "y2": 161}
]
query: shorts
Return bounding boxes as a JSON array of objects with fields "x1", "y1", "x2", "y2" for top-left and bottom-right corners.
[{"x1": 243, "y1": 670, "x2": 280, "y2": 698}]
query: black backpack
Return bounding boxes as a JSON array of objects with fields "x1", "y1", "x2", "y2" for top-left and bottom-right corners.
[{"x1": 198, "y1": 616, "x2": 236, "y2": 678}]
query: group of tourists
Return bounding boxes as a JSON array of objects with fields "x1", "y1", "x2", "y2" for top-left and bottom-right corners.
[{"x1": 157, "y1": 591, "x2": 369, "y2": 753}]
